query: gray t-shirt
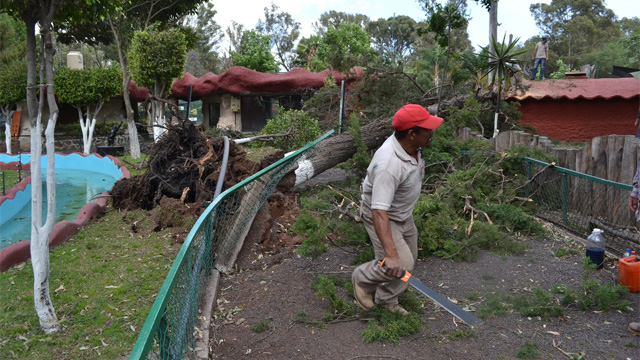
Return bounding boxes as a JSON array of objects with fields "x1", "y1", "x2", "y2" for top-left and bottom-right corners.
[
  {"x1": 534, "y1": 41, "x2": 548, "y2": 59},
  {"x1": 361, "y1": 135, "x2": 424, "y2": 222}
]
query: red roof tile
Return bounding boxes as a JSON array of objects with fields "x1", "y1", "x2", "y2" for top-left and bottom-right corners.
[{"x1": 508, "y1": 77, "x2": 640, "y2": 101}]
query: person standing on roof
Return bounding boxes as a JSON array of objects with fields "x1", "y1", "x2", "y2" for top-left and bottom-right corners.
[
  {"x1": 530, "y1": 37, "x2": 549, "y2": 81},
  {"x1": 352, "y1": 104, "x2": 443, "y2": 316}
]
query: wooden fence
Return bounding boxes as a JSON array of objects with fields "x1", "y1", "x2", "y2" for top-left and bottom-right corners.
[
  {"x1": 456, "y1": 128, "x2": 640, "y2": 252},
  {"x1": 456, "y1": 127, "x2": 640, "y2": 185}
]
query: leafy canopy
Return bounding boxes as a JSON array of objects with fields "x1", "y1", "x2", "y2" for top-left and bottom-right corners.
[
  {"x1": 128, "y1": 27, "x2": 187, "y2": 94},
  {"x1": 54, "y1": 66, "x2": 122, "y2": 106},
  {"x1": 230, "y1": 30, "x2": 279, "y2": 73}
]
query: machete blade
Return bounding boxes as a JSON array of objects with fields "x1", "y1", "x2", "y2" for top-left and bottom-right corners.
[{"x1": 407, "y1": 274, "x2": 482, "y2": 325}]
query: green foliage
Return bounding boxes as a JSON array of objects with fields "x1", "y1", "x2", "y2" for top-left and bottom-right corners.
[
  {"x1": 0, "y1": 13, "x2": 27, "y2": 112},
  {"x1": 423, "y1": 0, "x2": 468, "y2": 49},
  {"x1": 256, "y1": 2, "x2": 301, "y2": 71},
  {"x1": 443, "y1": 328, "x2": 476, "y2": 341},
  {"x1": 311, "y1": 275, "x2": 355, "y2": 319},
  {"x1": 230, "y1": 30, "x2": 279, "y2": 73},
  {"x1": 477, "y1": 203, "x2": 546, "y2": 236},
  {"x1": 446, "y1": 97, "x2": 483, "y2": 130},
  {"x1": 292, "y1": 211, "x2": 328, "y2": 259},
  {"x1": 361, "y1": 310, "x2": 422, "y2": 344},
  {"x1": 516, "y1": 342, "x2": 540, "y2": 359},
  {"x1": 366, "y1": 15, "x2": 417, "y2": 66},
  {"x1": 345, "y1": 113, "x2": 371, "y2": 182},
  {"x1": 512, "y1": 286, "x2": 564, "y2": 319},
  {"x1": 55, "y1": 122, "x2": 119, "y2": 137},
  {"x1": 260, "y1": 108, "x2": 321, "y2": 152},
  {"x1": 250, "y1": 319, "x2": 271, "y2": 333},
  {"x1": 549, "y1": 60, "x2": 577, "y2": 79},
  {"x1": 315, "y1": 22, "x2": 376, "y2": 72},
  {"x1": 577, "y1": 279, "x2": 629, "y2": 311},
  {"x1": 530, "y1": 0, "x2": 622, "y2": 69},
  {"x1": 54, "y1": 66, "x2": 122, "y2": 106},
  {"x1": 478, "y1": 293, "x2": 508, "y2": 319},
  {"x1": 128, "y1": 27, "x2": 187, "y2": 95}
]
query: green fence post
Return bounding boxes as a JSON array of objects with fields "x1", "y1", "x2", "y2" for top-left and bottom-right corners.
[
  {"x1": 525, "y1": 161, "x2": 532, "y2": 198},
  {"x1": 562, "y1": 172, "x2": 568, "y2": 225}
]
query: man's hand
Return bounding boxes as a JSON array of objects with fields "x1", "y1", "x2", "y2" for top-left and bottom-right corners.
[
  {"x1": 635, "y1": 118, "x2": 639, "y2": 127},
  {"x1": 629, "y1": 196, "x2": 638, "y2": 213},
  {"x1": 381, "y1": 255, "x2": 403, "y2": 278}
]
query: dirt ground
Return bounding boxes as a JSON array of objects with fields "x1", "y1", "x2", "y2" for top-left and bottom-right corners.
[{"x1": 208, "y1": 189, "x2": 640, "y2": 360}]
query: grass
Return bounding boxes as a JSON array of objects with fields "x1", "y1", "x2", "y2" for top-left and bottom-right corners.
[
  {"x1": 250, "y1": 319, "x2": 271, "y2": 333},
  {"x1": 0, "y1": 206, "x2": 181, "y2": 359},
  {"x1": 516, "y1": 341, "x2": 539, "y2": 359},
  {"x1": 115, "y1": 153, "x2": 148, "y2": 177}
]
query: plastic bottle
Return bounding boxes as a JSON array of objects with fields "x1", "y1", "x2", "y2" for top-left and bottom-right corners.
[
  {"x1": 585, "y1": 228, "x2": 605, "y2": 269},
  {"x1": 624, "y1": 249, "x2": 631, "y2": 258}
]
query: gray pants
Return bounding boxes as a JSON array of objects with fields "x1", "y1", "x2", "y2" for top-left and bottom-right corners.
[{"x1": 352, "y1": 206, "x2": 418, "y2": 306}]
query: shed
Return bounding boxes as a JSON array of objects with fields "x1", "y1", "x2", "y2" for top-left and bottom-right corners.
[{"x1": 507, "y1": 78, "x2": 640, "y2": 142}]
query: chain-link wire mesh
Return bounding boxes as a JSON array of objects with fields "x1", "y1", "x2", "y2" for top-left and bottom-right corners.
[
  {"x1": 524, "y1": 157, "x2": 640, "y2": 256},
  {"x1": 129, "y1": 131, "x2": 333, "y2": 360}
]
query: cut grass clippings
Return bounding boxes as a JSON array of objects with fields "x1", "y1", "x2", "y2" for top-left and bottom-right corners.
[{"x1": 0, "y1": 206, "x2": 181, "y2": 359}]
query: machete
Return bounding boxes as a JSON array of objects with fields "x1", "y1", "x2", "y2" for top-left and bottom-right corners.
[{"x1": 380, "y1": 258, "x2": 482, "y2": 326}]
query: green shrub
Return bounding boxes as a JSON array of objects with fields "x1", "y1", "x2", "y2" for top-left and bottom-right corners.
[
  {"x1": 516, "y1": 342, "x2": 539, "y2": 359},
  {"x1": 259, "y1": 108, "x2": 321, "y2": 152},
  {"x1": 361, "y1": 310, "x2": 422, "y2": 344},
  {"x1": 311, "y1": 275, "x2": 355, "y2": 319}
]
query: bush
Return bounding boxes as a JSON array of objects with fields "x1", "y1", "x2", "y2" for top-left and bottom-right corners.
[{"x1": 259, "y1": 108, "x2": 321, "y2": 152}]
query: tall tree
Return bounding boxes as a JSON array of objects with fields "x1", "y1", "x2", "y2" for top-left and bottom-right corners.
[
  {"x1": 230, "y1": 30, "x2": 279, "y2": 73},
  {"x1": 129, "y1": 27, "x2": 187, "y2": 142},
  {"x1": 182, "y1": 1, "x2": 223, "y2": 76},
  {"x1": 315, "y1": 22, "x2": 376, "y2": 73},
  {"x1": 54, "y1": 66, "x2": 122, "y2": 154},
  {"x1": 530, "y1": 0, "x2": 621, "y2": 68},
  {"x1": 256, "y1": 2, "x2": 300, "y2": 71},
  {"x1": 313, "y1": 11, "x2": 370, "y2": 35},
  {"x1": 0, "y1": 13, "x2": 27, "y2": 154},
  {"x1": 366, "y1": 15, "x2": 418, "y2": 66},
  {"x1": 1, "y1": 0, "x2": 65, "y2": 334},
  {"x1": 422, "y1": 0, "x2": 468, "y2": 116}
]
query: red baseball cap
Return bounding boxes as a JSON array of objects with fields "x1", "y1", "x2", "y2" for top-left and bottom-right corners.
[{"x1": 392, "y1": 104, "x2": 443, "y2": 131}]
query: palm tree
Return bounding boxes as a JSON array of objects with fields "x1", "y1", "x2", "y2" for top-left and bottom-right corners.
[{"x1": 478, "y1": 34, "x2": 526, "y2": 138}]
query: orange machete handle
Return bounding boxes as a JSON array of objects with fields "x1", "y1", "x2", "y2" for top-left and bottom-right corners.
[{"x1": 379, "y1": 257, "x2": 412, "y2": 282}]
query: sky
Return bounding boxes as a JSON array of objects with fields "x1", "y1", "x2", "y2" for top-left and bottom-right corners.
[{"x1": 212, "y1": 0, "x2": 640, "y2": 52}]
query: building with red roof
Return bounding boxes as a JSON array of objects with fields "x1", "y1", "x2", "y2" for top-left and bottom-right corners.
[{"x1": 507, "y1": 77, "x2": 640, "y2": 142}]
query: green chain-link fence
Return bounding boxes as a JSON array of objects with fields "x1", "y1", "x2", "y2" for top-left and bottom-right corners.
[
  {"x1": 129, "y1": 130, "x2": 333, "y2": 360},
  {"x1": 524, "y1": 157, "x2": 640, "y2": 255}
]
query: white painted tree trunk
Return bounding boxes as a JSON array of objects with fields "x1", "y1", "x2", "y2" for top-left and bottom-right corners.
[
  {"x1": 30, "y1": 111, "x2": 60, "y2": 334},
  {"x1": 29, "y1": 11, "x2": 60, "y2": 334},
  {"x1": 152, "y1": 100, "x2": 166, "y2": 142},
  {"x1": 77, "y1": 101, "x2": 101, "y2": 155},
  {"x1": 4, "y1": 122, "x2": 11, "y2": 154},
  {"x1": 1, "y1": 107, "x2": 12, "y2": 154}
]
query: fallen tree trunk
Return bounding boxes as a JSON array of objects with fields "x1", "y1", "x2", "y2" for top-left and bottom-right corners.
[
  {"x1": 290, "y1": 116, "x2": 394, "y2": 186},
  {"x1": 286, "y1": 96, "x2": 473, "y2": 187}
]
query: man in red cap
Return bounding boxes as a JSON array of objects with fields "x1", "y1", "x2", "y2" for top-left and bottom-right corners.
[{"x1": 352, "y1": 104, "x2": 443, "y2": 315}]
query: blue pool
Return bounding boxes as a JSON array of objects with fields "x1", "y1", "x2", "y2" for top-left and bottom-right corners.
[{"x1": 0, "y1": 153, "x2": 123, "y2": 249}]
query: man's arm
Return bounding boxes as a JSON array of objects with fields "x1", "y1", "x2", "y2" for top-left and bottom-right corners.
[{"x1": 372, "y1": 209, "x2": 403, "y2": 278}]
